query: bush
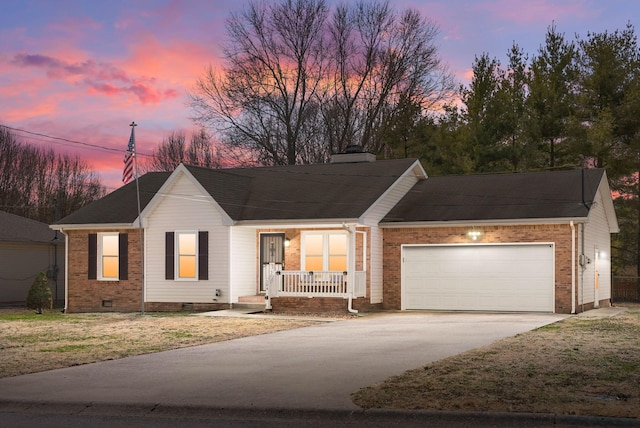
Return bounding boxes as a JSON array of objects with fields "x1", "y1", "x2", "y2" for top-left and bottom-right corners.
[{"x1": 26, "y1": 272, "x2": 53, "y2": 314}]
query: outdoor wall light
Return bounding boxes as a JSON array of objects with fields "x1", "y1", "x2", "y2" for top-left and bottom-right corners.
[
  {"x1": 284, "y1": 237, "x2": 291, "y2": 247},
  {"x1": 467, "y1": 230, "x2": 482, "y2": 241}
]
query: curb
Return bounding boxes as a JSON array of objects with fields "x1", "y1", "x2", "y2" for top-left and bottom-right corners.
[{"x1": 1, "y1": 400, "x2": 638, "y2": 427}]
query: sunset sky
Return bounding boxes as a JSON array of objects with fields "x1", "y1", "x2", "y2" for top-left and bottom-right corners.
[{"x1": 1, "y1": 0, "x2": 636, "y2": 190}]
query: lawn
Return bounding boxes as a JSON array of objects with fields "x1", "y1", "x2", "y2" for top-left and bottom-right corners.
[
  {"x1": 352, "y1": 303, "x2": 640, "y2": 418},
  {"x1": 0, "y1": 310, "x2": 316, "y2": 378}
]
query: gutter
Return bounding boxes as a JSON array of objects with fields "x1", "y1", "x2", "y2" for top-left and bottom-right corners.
[
  {"x1": 344, "y1": 224, "x2": 358, "y2": 314},
  {"x1": 379, "y1": 217, "x2": 590, "y2": 228},
  {"x1": 60, "y1": 229, "x2": 69, "y2": 313},
  {"x1": 570, "y1": 221, "x2": 576, "y2": 314},
  {"x1": 50, "y1": 223, "x2": 136, "y2": 231}
]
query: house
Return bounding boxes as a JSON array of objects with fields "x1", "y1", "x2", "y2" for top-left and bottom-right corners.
[
  {"x1": 1, "y1": 211, "x2": 65, "y2": 306},
  {"x1": 51, "y1": 153, "x2": 618, "y2": 314}
]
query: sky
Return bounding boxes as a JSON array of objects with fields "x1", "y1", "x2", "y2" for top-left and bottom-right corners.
[{"x1": 0, "y1": 0, "x2": 637, "y2": 191}]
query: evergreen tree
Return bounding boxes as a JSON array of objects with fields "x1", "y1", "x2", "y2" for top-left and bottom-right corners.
[{"x1": 26, "y1": 272, "x2": 53, "y2": 314}]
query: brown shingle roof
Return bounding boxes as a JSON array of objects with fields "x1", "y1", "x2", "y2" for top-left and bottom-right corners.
[
  {"x1": 383, "y1": 168, "x2": 605, "y2": 223},
  {"x1": 55, "y1": 172, "x2": 170, "y2": 225},
  {"x1": 187, "y1": 159, "x2": 419, "y2": 221},
  {"x1": 0, "y1": 211, "x2": 57, "y2": 243},
  {"x1": 56, "y1": 159, "x2": 419, "y2": 225}
]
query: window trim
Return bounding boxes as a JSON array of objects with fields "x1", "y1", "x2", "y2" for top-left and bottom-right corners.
[
  {"x1": 98, "y1": 232, "x2": 119, "y2": 281},
  {"x1": 301, "y1": 231, "x2": 348, "y2": 272},
  {"x1": 175, "y1": 230, "x2": 199, "y2": 281}
]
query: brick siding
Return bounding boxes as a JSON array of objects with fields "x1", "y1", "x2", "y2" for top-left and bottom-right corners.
[
  {"x1": 66, "y1": 229, "x2": 143, "y2": 313},
  {"x1": 382, "y1": 224, "x2": 576, "y2": 313}
]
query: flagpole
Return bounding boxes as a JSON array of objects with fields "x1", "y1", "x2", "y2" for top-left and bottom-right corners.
[{"x1": 129, "y1": 122, "x2": 145, "y2": 316}]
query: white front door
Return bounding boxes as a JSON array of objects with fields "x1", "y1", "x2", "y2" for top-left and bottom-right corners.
[{"x1": 260, "y1": 233, "x2": 285, "y2": 292}]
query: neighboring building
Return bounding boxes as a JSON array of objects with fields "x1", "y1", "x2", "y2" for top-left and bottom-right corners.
[
  {"x1": 51, "y1": 154, "x2": 618, "y2": 314},
  {"x1": 1, "y1": 211, "x2": 64, "y2": 306}
]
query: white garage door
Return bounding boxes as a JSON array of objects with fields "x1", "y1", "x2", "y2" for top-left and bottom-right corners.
[{"x1": 402, "y1": 244, "x2": 554, "y2": 312}]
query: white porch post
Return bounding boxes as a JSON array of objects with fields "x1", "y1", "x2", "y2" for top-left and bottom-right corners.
[
  {"x1": 347, "y1": 225, "x2": 356, "y2": 292},
  {"x1": 347, "y1": 224, "x2": 358, "y2": 313}
]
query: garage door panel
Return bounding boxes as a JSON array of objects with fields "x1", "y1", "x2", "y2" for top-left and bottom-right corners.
[{"x1": 402, "y1": 244, "x2": 554, "y2": 312}]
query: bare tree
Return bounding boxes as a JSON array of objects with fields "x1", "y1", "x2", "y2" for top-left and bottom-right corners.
[
  {"x1": 146, "y1": 128, "x2": 224, "y2": 172},
  {"x1": 321, "y1": 2, "x2": 454, "y2": 155},
  {"x1": 192, "y1": 0, "x2": 328, "y2": 165},
  {"x1": 190, "y1": 0, "x2": 454, "y2": 166},
  {"x1": 0, "y1": 125, "x2": 105, "y2": 223}
]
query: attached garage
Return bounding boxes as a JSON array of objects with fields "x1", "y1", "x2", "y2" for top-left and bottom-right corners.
[{"x1": 402, "y1": 243, "x2": 555, "y2": 312}]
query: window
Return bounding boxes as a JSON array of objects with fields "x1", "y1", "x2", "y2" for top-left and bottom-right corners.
[
  {"x1": 100, "y1": 233, "x2": 119, "y2": 280},
  {"x1": 165, "y1": 231, "x2": 208, "y2": 281},
  {"x1": 177, "y1": 231, "x2": 197, "y2": 279},
  {"x1": 302, "y1": 231, "x2": 347, "y2": 271},
  {"x1": 88, "y1": 233, "x2": 128, "y2": 281}
]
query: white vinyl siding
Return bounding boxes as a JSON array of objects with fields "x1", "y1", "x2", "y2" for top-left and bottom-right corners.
[
  {"x1": 369, "y1": 226, "x2": 383, "y2": 303},
  {"x1": 581, "y1": 184, "x2": 613, "y2": 304},
  {"x1": 402, "y1": 244, "x2": 555, "y2": 312},
  {"x1": 144, "y1": 173, "x2": 229, "y2": 303},
  {"x1": 229, "y1": 227, "x2": 257, "y2": 303},
  {"x1": 361, "y1": 172, "x2": 420, "y2": 226}
]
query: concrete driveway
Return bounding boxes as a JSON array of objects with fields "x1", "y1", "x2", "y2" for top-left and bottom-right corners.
[{"x1": 0, "y1": 312, "x2": 565, "y2": 410}]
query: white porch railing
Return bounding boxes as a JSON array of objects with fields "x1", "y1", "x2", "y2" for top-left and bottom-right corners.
[{"x1": 267, "y1": 270, "x2": 366, "y2": 298}]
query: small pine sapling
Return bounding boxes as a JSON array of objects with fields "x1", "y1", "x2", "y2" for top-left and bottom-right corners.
[{"x1": 26, "y1": 272, "x2": 53, "y2": 314}]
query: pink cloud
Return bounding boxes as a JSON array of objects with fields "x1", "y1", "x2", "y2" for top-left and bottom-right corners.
[
  {"x1": 88, "y1": 82, "x2": 179, "y2": 104},
  {"x1": 10, "y1": 52, "x2": 179, "y2": 104}
]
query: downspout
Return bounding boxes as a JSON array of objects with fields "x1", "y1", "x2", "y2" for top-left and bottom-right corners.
[
  {"x1": 345, "y1": 224, "x2": 358, "y2": 314},
  {"x1": 581, "y1": 222, "x2": 585, "y2": 313},
  {"x1": 580, "y1": 170, "x2": 590, "y2": 314},
  {"x1": 570, "y1": 221, "x2": 576, "y2": 314},
  {"x1": 60, "y1": 229, "x2": 69, "y2": 313}
]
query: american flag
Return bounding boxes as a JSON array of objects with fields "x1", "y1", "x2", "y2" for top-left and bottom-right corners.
[{"x1": 122, "y1": 125, "x2": 136, "y2": 184}]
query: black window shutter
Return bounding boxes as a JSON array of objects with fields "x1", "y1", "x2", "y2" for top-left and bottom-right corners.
[
  {"x1": 198, "y1": 231, "x2": 208, "y2": 280},
  {"x1": 119, "y1": 233, "x2": 128, "y2": 280},
  {"x1": 165, "y1": 232, "x2": 175, "y2": 280},
  {"x1": 88, "y1": 233, "x2": 97, "y2": 280}
]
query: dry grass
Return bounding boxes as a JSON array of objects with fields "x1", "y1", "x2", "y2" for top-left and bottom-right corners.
[
  {"x1": 352, "y1": 303, "x2": 640, "y2": 418},
  {"x1": 0, "y1": 310, "x2": 316, "y2": 378}
]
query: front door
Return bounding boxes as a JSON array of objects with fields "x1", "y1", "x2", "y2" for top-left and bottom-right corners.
[{"x1": 260, "y1": 233, "x2": 285, "y2": 292}]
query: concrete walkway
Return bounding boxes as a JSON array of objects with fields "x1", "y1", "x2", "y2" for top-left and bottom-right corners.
[{"x1": 0, "y1": 311, "x2": 567, "y2": 410}]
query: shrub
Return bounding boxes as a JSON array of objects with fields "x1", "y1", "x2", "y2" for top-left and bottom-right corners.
[{"x1": 26, "y1": 272, "x2": 53, "y2": 314}]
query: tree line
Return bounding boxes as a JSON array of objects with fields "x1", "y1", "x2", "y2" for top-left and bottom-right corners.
[
  {"x1": 0, "y1": 126, "x2": 105, "y2": 224},
  {"x1": 412, "y1": 23, "x2": 640, "y2": 275}
]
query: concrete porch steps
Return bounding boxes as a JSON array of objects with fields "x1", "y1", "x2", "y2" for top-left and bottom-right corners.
[{"x1": 234, "y1": 295, "x2": 266, "y2": 310}]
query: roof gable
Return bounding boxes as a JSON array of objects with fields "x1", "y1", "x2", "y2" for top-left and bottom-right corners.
[
  {"x1": 141, "y1": 165, "x2": 234, "y2": 226},
  {"x1": 383, "y1": 169, "x2": 610, "y2": 224}
]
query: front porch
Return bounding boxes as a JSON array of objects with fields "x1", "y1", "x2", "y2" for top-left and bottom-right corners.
[{"x1": 267, "y1": 270, "x2": 366, "y2": 298}]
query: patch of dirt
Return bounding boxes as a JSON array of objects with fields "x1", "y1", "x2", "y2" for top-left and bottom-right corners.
[{"x1": 352, "y1": 303, "x2": 640, "y2": 418}]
